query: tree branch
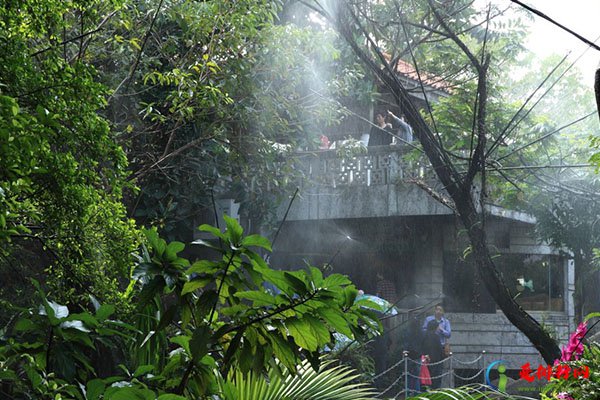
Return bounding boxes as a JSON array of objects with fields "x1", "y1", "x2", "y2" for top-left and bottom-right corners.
[
  {"x1": 509, "y1": 0, "x2": 600, "y2": 52},
  {"x1": 112, "y1": 0, "x2": 166, "y2": 98},
  {"x1": 221, "y1": 290, "x2": 319, "y2": 336},
  {"x1": 30, "y1": 10, "x2": 118, "y2": 58},
  {"x1": 406, "y1": 178, "x2": 456, "y2": 212}
]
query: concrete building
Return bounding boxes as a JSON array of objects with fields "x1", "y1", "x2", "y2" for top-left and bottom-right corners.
[{"x1": 270, "y1": 132, "x2": 575, "y2": 384}]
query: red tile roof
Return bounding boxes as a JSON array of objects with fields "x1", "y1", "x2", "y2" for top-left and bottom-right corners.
[{"x1": 386, "y1": 56, "x2": 451, "y2": 92}]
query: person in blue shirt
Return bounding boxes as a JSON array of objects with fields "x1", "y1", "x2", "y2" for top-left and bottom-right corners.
[
  {"x1": 387, "y1": 110, "x2": 414, "y2": 143},
  {"x1": 422, "y1": 305, "x2": 451, "y2": 349},
  {"x1": 421, "y1": 305, "x2": 451, "y2": 388}
]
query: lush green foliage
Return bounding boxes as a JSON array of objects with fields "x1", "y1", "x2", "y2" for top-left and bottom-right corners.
[
  {"x1": 495, "y1": 55, "x2": 600, "y2": 318},
  {"x1": 129, "y1": 216, "x2": 381, "y2": 395},
  {"x1": 3, "y1": 0, "x2": 600, "y2": 398},
  {"x1": 329, "y1": 340, "x2": 376, "y2": 383},
  {"x1": 529, "y1": 179, "x2": 600, "y2": 314},
  {"x1": 0, "y1": 281, "x2": 135, "y2": 398},
  {"x1": 0, "y1": 218, "x2": 381, "y2": 398},
  {"x1": 99, "y1": 0, "x2": 367, "y2": 238},
  {"x1": 0, "y1": 0, "x2": 139, "y2": 309}
]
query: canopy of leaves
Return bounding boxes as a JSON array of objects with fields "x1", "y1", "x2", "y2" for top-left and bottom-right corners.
[
  {"x1": 0, "y1": 0, "x2": 139, "y2": 309},
  {"x1": 96, "y1": 0, "x2": 368, "y2": 239}
]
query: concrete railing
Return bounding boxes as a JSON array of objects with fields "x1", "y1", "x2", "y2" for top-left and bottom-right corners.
[{"x1": 294, "y1": 145, "x2": 435, "y2": 188}]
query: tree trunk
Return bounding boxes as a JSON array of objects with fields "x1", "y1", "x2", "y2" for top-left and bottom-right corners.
[
  {"x1": 454, "y1": 191, "x2": 562, "y2": 364},
  {"x1": 413, "y1": 104, "x2": 561, "y2": 364},
  {"x1": 595, "y1": 67, "x2": 600, "y2": 122},
  {"x1": 390, "y1": 76, "x2": 561, "y2": 364}
]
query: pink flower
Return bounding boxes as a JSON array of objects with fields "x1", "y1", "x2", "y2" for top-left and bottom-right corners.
[
  {"x1": 559, "y1": 322, "x2": 587, "y2": 362},
  {"x1": 556, "y1": 392, "x2": 574, "y2": 400}
]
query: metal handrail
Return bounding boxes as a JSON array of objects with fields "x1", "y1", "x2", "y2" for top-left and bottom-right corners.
[{"x1": 375, "y1": 351, "x2": 489, "y2": 397}]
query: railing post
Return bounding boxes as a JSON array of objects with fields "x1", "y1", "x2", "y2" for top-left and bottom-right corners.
[
  {"x1": 449, "y1": 351, "x2": 454, "y2": 388},
  {"x1": 403, "y1": 350, "x2": 409, "y2": 396},
  {"x1": 482, "y1": 350, "x2": 487, "y2": 385},
  {"x1": 388, "y1": 150, "x2": 400, "y2": 183}
]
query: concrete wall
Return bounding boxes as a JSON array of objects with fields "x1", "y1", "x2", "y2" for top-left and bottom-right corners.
[
  {"x1": 382, "y1": 309, "x2": 572, "y2": 376},
  {"x1": 285, "y1": 183, "x2": 453, "y2": 221},
  {"x1": 411, "y1": 221, "x2": 444, "y2": 306},
  {"x1": 447, "y1": 311, "x2": 572, "y2": 367}
]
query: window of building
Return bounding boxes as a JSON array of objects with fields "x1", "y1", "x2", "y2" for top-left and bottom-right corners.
[{"x1": 495, "y1": 254, "x2": 564, "y2": 312}]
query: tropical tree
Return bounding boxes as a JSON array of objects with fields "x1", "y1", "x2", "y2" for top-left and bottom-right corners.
[
  {"x1": 0, "y1": 0, "x2": 139, "y2": 311},
  {"x1": 497, "y1": 54, "x2": 600, "y2": 318},
  {"x1": 529, "y1": 176, "x2": 600, "y2": 318},
  {"x1": 95, "y1": 0, "x2": 367, "y2": 239},
  {"x1": 0, "y1": 218, "x2": 382, "y2": 399}
]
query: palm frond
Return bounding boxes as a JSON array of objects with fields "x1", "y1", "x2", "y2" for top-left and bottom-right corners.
[
  {"x1": 405, "y1": 384, "x2": 538, "y2": 400},
  {"x1": 216, "y1": 359, "x2": 378, "y2": 400}
]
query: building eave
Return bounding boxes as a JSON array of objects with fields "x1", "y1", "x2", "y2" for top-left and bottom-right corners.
[{"x1": 485, "y1": 203, "x2": 537, "y2": 224}]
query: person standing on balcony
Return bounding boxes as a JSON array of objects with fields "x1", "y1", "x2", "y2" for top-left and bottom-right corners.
[
  {"x1": 319, "y1": 134, "x2": 331, "y2": 149},
  {"x1": 368, "y1": 110, "x2": 395, "y2": 146},
  {"x1": 387, "y1": 110, "x2": 414, "y2": 143}
]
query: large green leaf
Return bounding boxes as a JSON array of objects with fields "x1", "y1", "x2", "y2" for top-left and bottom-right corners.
[
  {"x1": 95, "y1": 304, "x2": 115, "y2": 321},
  {"x1": 190, "y1": 324, "x2": 211, "y2": 361},
  {"x1": 181, "y1": 280, "x2": 206, "y2": 295},
  {"x1": 104, "y1": 386, "x2": 156, "y2": 400},
  {"x1": 323, "y1": 273, "x2": 352, "y2": 288},
  {"x1": 170, "y1": 335, "x2": 191, "y2": 356},
  {"x1": 145, "y1": 229, "x2": 167, "y2": 257},
  {"x1": 60, "y1": 327, "x2": 95, "y2": 348},
  {"x1": 187, "y1": 259, "x2": 220, "y2": 275},
  {"x1": 286, "y1": 317, "x2": 318, "y2": 351},
  {"x1": 198, "y1": 224, "x2": 226, "y2": 241},
  {"x1": 241, "y1": 234, "x2": 272, "y2": 251},
  {"x1": 283, "y1": 272, "x2": 308, "y2": 295},
  {"x1": 316, "y1": 307, "x2": 353, "y2": 337},
  {"x1": 269, "y1": 334, "x2": 297, "y2": 372},
  {"x1": 86, "y1": 379, "x2": 105, "y2": 400},
  {"x1": 309, "y1": 266, "x2": 324, "y2": 285},
  {"x1": 224, "y1": 214, "x2": 243, "y2": 245},
  {"x1": 342, "y1": 286, "x2": 359, "y2": 308},
  {"x1": 164, "y1": 241, "x2": 185, "y2": 261},
  {"x1": 13, "y1": 318, "x2": 38, "y2": 333}
]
